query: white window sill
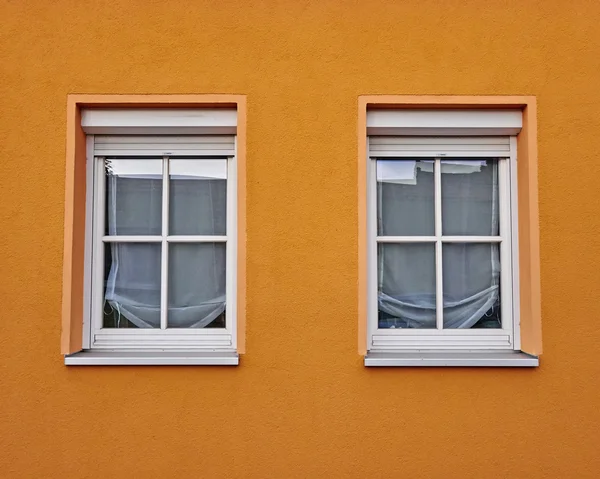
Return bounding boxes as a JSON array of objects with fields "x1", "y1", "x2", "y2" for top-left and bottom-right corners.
[
  {"x1": 364, "y1": 350, "x2": 538, "y2": 367},
  {"x1": 65, "y1": 351, "x2": 239, "y2": 366}
]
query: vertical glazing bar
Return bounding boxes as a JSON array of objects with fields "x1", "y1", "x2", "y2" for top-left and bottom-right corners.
[
  {"x1": 160, "y1": 156, "x2": 169, "y2": 330},
  {"x1": 434, "y1": 159, "x2": 443, "y2": 330}
]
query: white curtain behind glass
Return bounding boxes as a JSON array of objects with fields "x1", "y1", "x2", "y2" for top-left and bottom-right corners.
[
  {"x1": 377, "y1": 160, "x2": 500, "y2": 329},
  {"x1": 104, "y1": 161, "x2": 226, "y2": 328}
]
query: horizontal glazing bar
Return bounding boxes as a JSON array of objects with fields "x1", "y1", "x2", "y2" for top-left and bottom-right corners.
[
  {"x1": 376, "y1": 236, "x2": 437, "y2": 243},
  {"x1": 376, "y1": 236, "x2": 502, "y2": 243},
  {"x1": 102, "y1": 235, "x2": 162, "y2": 242},
  {"x1": 441, "y1": 236, "x2": 502, "y2": 243},
  {"x1": 103, "y1": 235, "x2": 228, "y2": 242},
  {"x1": 167, "y1": 235, "x2": 227, "y2": 242}
]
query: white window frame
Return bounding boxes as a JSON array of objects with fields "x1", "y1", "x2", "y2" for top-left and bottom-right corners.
[
  {"x1": 367, "y1": 137, "x2": 519, "y2": 352},
  {"x1": 77, "y1": 109, "x2": 238, "y2": 359}
]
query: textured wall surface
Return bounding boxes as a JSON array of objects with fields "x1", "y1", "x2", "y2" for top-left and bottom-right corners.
[{"x1": 1, "y1": 1, "x2": 600, "y2": 477}]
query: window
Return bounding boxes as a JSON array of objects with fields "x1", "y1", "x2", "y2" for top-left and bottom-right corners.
[
  {"x1": 64, "y1": 104, "x2": 243, "y2": 365},
  {"x1": 370, "y1": 143, "x2": 513, "y2": 346},
  {"x1": 88, "y1": 128, "x2": 236, "y2": 351},
  {"x1": 362, "y1": 105, "x2": 540, "y2": 366}
]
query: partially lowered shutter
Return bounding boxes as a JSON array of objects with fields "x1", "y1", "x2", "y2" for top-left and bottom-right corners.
[
  {"x1": 93, "y1": 135, "x2": 235, "y2": 157},
  {"x1": 368, "y1": 136, "x2": 511, "y2": 157}
]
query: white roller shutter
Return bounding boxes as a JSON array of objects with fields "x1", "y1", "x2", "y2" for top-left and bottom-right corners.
[
  {"x1": 368, "y1": 136, "x2": 511, "y2": 157},
  {"x1": 366, "y1": 109, "x2": 522, "y2": 136},
  {"x1": 93, "y1": 135, "x2": 235, "y2": 157},
  {"x1": 82, "y1": 108, "x2": 237, "y2": 135}
]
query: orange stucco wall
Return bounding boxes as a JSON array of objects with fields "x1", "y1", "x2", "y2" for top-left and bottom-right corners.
[{"x1": 1, "y1": 1, "x2": 599, "y2": 477}]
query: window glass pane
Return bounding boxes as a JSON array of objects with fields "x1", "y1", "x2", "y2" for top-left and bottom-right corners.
[
  {"x1": 168, "y1": 242, "x2": 226, "y2": 328},
  {"x1": 441, "y1": 159, "x2": 499, "y2": 236},
  {"x1": 169, "y1": 159, "x2": 227, "y2": 236},
  {"x1": 103, "y1": 242, "x2": 161, "y2": 328},
  {"x1": 377, "y1": 159, "x2": 435, "y2": 236},
  {"x1": 105, "y1": 159, "x2": 162, "y2": 236},
  {"x1": 378, "y1": 243, "x2": 436, "y2": 329},
  {"x1": 442, "y1": 243, "x2": 501, "y2": 329}
]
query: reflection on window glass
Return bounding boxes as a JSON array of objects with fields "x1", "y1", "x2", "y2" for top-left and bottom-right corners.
[
  {"x1": 441, "y1": 159, "x2": 499, "y2": 236},
  {"x1": 442, "y1": 243, "x2": 501, "y2": 329},
  {"x1": 169, "y1": 159, "x2": 227, "y2": 236},
  {"x1": 105, "y1": 159, "x2": 162, "y2": 236},
  {"x1": 103, "y1": 242, "x2": 161, "y2": 328},
  {"x1": 168, "y1": 242, "x2": 226, "y2": 328},
  {"x1": 378, "y1": 243, "x2": 436, "y2": 329},
  {"x1": 377, "y1": 159, "x2": 434, "y2": 236}
]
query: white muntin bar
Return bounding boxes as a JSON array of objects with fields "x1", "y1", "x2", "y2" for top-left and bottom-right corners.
[
  {"x1": 376, "y1": 236, "x2": 436, "y2": 243},
  {"x1": 102, "y1": 235, "x2": 162, "y2": 242},
  {"x1": 160, "y1": 156, "x2": 170, "y2": 330},
  {"x1": 167, "y1": 235, "x2": 227, "y2": 243},
  {"x1": 434, "y1": 159, "x2": 444, "y2": 330},
  {"x1": 102, "y1": 235, "x2": 229, "y2": 243},
  {"x1": 440, "y1": 236, "x2": 502, "y2": 243},
  {"x1": 376, "y1": 235, "x2": 502, "y2": 243}
]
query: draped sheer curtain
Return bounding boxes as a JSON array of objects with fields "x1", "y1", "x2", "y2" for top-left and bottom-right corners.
[
  {"x1": 377, "y1": 159, "x2": 501, "y2": 329},
  {"x1": 103, "y1": 158, "x2": 227, "y2": 329}
]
